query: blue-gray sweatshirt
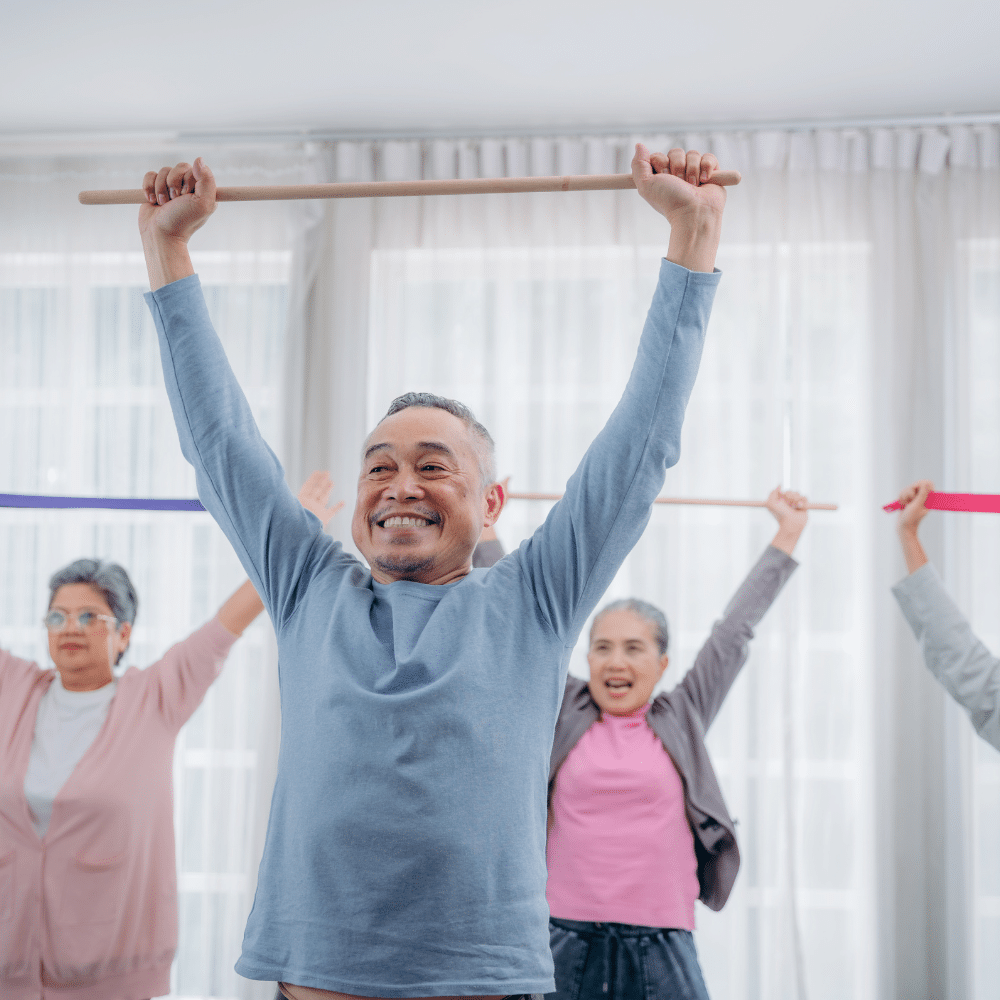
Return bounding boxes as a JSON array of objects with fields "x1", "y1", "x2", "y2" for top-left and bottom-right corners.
[{"x1": 145, "y1": 259, "x2": 720, "y2": 997}]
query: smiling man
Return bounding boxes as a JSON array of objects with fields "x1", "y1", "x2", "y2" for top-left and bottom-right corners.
[
  {"x1": 356, "y1": 395, "x2": 501, "y2": 585},
  {"x1": 138, "y1": 144, "x2": 727, "y2": 1000}
]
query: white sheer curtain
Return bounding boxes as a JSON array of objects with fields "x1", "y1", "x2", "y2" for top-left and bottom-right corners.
[
  {"x1": 4, "y1": 124, "x2": 999, "y2": 1000},
  {"x1": 0, "y1": 142, "x2": 311, "y2": 1000},
  {"x1": 283, "y1": 126, "x2": 1000, "y2": 1000}
]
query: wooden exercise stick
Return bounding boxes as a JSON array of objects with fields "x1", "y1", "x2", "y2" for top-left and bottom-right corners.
[
  {"x1": 78, "y1": 171, "x2": 742, "y2": 206},
  {"x1": 507, "y1": 492, "x2": 837, "y2": 510}
]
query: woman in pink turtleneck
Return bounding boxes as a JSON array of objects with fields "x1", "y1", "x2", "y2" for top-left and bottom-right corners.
[{"x1": 544, "y1": 489, "x2": 809, "y2": 1000}]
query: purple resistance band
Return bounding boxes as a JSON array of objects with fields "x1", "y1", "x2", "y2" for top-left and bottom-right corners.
[{"x1": 0, "y1": 493, "x2": 206, "y2": 512}]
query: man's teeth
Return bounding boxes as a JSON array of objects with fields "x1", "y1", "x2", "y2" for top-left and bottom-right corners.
[
  {"x1": 382, "y1": 516, "x2": 431, "y2": 527},
  {"x1": 606, "y1": 680, "x2": 631, "y2": 688}
]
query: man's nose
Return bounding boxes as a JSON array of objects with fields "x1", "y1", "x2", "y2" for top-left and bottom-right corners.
[{"x1": 386, "y1": 469, "x2": 425, "y2": 499}]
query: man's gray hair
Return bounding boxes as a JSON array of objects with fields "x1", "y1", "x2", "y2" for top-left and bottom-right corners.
[
  {"x1": 590, "y1": 598, "x2": 670, "y2": 655},
  {"x1": 48, "y1": 558, "x2": 138, "y2": 664},
  {"x1": 377, "y1": 392, "x2": 497, "y2": 487}
]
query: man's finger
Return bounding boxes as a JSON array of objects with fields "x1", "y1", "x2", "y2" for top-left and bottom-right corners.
[
  {"x1": 166, "y1": 162, "x2": 191, "y2": 200},
  {"x1": 649, "y1": 152, "x2": 669, "y2": 175},
  {"x1": 154, "y1": 166, "x2": 171, "y2": 206},
  {"x1": 142, "y1": 170, "x2": 157, "y2": 204},
  {"x1": 191, "y1": 157, "x2": 217, "y2": 200},
  {"x1": 631, "y1": 143, "x2": 653, "y2": 183},
  {"x1": 700, "y1": 153, "x2": 720, "y2": 183},
  {"x1": 666, "y1": 148, "x2": 686, "y2": 177},
  {"x1": 685, "y1": 150, "x2": 702, "y2": 186}
]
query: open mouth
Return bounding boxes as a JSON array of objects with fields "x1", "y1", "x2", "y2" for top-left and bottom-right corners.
[
  {"x1": 605, "y1": 678, "x2": 632, "y2": 698},
  {"x1": 377, "y1": 515, "x2": 434, "y2": 528}
]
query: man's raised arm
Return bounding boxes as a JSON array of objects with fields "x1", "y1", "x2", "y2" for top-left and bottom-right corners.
[
  {"x1": 518, "y1": 145, "x2": 727, "y2": 642},
  {"x1": 138, "y1": 159, "x2": 344, "y2": 628}
]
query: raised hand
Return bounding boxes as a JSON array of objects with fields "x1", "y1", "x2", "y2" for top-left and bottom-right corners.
[
  {"x1": 297, "y1": 471, "x2": 344, "y2": 529},
  {"x1": 138, "y1": 157, "x2": 217, "y2": 289},
  {"x1": 632, "y1": 144, "x2": 728, "y2": 220},
  {"x1": 632, "y1": 144, "x2": 726, "y2": 273},
  {"x1": 897, "y1": 479, "x2": 934, "y2": 536},
  {"x1": 138, "y1": 157, "x2": 217, "y2": 245},
  {"x1": 765, "y1": 486, "x2": 809, "y2": 556}
]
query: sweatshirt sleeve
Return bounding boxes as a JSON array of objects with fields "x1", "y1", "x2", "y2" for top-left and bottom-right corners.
[
  {"x1": 144, "y1": 617, "x2": 240, "y2": 731},
  {"x1": 892, "y1": 562, "x2": 1000, "y2": 751},
  {"x1": 678, "y1": 544, "x2": 798, "y2": 729},
  {"x1": 514, "y1": 260, "x2": 720, "y2": 643},
  {"x1": 144, "y1": 275, "x2": 356, "y2": 631}
]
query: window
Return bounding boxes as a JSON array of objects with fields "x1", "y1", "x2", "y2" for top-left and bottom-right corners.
[
  {"x1": 369, "y1": 242, "x2": 877, "y2": 1000},
  {"x1": 0, "y1": 250, "x2": 289, "y2": 1000},
  {"x1": 960, "y1": 238, "x2": 1000, "y2": 999}
]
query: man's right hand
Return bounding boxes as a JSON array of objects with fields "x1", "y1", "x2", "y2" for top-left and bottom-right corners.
[{"x1": 138, "y1": 157, "x2": 216, "y2": 289}]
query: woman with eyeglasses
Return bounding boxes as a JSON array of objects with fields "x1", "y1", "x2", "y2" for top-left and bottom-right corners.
[{"x1": 0, "y1": 472, "x2": 340, "y2": 1000}]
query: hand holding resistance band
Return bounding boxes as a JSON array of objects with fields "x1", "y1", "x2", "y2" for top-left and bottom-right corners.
[{"x1": 883, "y1": 491, "x2": 1000, "y2": 513}]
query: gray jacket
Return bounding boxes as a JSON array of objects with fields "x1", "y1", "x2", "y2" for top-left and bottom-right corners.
[
  {"x1": 547, "y1": 544, "x2": 798, "y2": 911},
  {"x1": 892, "y1": 561, "x2": 1000, "y2": 750}
]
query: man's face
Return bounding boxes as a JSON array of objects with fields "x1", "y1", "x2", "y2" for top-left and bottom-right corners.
[{"x1": 352, "y1": 406, "x2": 502, "y2": 585}]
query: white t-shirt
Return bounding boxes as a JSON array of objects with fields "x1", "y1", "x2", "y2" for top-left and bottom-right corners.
[{"x1": 23, "y1": 672, "x2": 117, "y2": 838}]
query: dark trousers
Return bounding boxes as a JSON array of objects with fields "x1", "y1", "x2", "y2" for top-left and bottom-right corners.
[
  {"x1": 546, "y1": 918, "x2": 711, "y2": 1000},
  {"x1": 274, "y1": 988, "x2": 541, "y2": 999}
]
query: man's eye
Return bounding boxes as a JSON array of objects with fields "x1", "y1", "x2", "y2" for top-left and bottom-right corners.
[
  {"x1": 78, "y1": 613, "x2": 95, "y2": 627},
  {"x1": 422, "y1": 464, "x2": 444, "y2": 472}
]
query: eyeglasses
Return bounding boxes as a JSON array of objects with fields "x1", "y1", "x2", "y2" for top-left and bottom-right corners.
[{"x1": 43, "y1": 610, "x2": 119, "y2": 633}]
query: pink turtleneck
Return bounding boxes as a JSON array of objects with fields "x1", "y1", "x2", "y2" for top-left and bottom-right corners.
[{"x1": 545, "y1": 702, "x2": 700, "y2": 929}]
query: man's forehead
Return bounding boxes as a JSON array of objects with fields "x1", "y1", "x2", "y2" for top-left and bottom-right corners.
[{"x1": 363, "y1": 407, "x2": 476, "y2": 456}]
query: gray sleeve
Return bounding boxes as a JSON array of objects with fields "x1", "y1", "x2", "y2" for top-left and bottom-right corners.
[
  {"x1": 679, "y1": 544, "x2": 799, "y2": 729},
  {"x1": 145, "y1": 276, "x2": 354, "y2": 632},
  {"x1": 892, "y1": 562, "x2": 1000, "y2": 750},
  {"x1": 514, "y1": 260, "x2": 720, "y2": 644}
]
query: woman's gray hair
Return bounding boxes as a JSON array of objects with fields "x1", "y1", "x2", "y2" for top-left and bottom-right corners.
[
  {"x1": 48, "y1": 558, "x2": 138, "y2": 664},
  {"x1": 590, "y1": 598, "x2": 670, "y2": 655},
  {"x1": 376, "y1": 391, "x2": 497, "y2": 486}
]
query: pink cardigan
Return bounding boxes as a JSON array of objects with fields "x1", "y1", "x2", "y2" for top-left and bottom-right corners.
[{"x1": 0, "y1": 618, "x2": 238, "y2": 1000}]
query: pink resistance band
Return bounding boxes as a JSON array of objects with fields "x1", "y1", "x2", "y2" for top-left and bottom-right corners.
[{"x1": 883, "y1": 492, "x2": 1000, "y2": 513}]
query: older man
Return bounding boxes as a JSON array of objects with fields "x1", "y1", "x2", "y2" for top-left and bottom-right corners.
[{"x1": 139, "y1": 144, "x2": 727, "y2": 1000}]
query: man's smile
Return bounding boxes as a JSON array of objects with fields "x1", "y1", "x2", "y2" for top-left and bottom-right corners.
[{"x1": 372, "y1": 506, "x2": 441, "y2": 530}]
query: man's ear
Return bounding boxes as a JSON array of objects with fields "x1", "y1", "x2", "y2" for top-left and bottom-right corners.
[
  {"x1": 484, "y1": 481, "x2": 506, "y2": 526},
  {"x1": 658, "y1": 654, "x2": 669, "y2": 678}
]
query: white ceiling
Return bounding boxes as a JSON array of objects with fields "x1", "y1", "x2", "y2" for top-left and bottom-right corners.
[{"x1": 3, "y1": 0, "x2": 998, "y2": 140}]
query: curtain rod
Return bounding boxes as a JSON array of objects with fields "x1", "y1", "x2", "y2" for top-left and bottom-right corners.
[
  {"x1": 177, "y1": 111, "x2": 1000, "y2": 144},
  {"x1": 2, "y1": 111, "x2": 999, "y2": 150}
]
